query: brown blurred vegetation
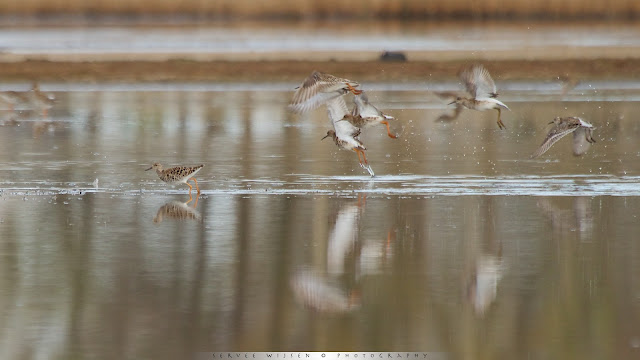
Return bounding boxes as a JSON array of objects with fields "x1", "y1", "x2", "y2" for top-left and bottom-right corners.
[
  {"x1": 2, "y1": 58, "x2": 640, "y2": 82},
  {"x1": 1, "y1": 0, "x2": 639, "y2": 19}
]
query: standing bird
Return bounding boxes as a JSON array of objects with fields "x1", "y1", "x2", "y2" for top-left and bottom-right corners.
[
  {"x1": 338, "y1": 91, "x2": 397, "y2": 138},
  {"x1": 288, "y1": 70, "x2": 362, "y2": 114},
  {"x1": 145, "y1": 163, "x2": 204, "y2": 200},
  {"x1": 531, "y1": 117, "x2": 596, "y2": 159},
  {"x1": 321, "y1": 96, "x2": 374, "y2": 177},
  {"x1": 449, "y1": 64, "x2": 510, "y2": 129}
]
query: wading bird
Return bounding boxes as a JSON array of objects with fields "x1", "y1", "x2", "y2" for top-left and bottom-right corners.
[{"x1": 146, "y1": 163, "x2": 204, "y2": 201}]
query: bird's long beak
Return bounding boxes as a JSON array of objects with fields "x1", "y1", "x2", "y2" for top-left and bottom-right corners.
[
  {"x1": 321, "y1": 134, "x2": 330, "y2": 141},
  {"x1": 145, "y1": 166, "x2": 153, "y2": 171},
  {"x1": 548, "y1": 121, "x2": 555, "y2": 124},
  {"x1": 448, "y1": 101, "x2": 456, "y2": 105}
]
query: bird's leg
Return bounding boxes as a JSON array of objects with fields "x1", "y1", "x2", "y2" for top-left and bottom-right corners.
[
  {"x1": 42, "y1": 108, "x2": 48, "y2": 118},
  {"x1": 496, "y1": 108, "x2": 505, "y2": 130},
  {"x1": 191, "y1": 177, "x2": 201, "y2": 194},
  {"x1": 186, "y1": 182, "x2": 194, "y2": 198},
  {"x1": 360, "y1": 150, "x2": 369, "y2": 165},
  {"x1": 381, "y1": 120, "x2": 397, "y2": 139},
  {"x1": 357, "y1": 193, "x2": 367, "y2": 207},
  {"x1": 192, "y1": 195, "x2": 199, "y2": 208},
  {"x1": 346, "y1": 83, "x2": 362, "y2": 95},
  {"x1": 353, "y1": 149, "x2": 369, "y2": 167},
  {"x1": 347, "y1": 289, "x2": 362, "y2": 308},
  {"x1": 354, "y1": 149, "x2": 363, "y2": 165}
]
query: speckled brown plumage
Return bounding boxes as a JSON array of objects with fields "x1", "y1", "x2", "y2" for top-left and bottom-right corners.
[{"x1": 145, "y1": 162, "x2": 203, "y2": 197}]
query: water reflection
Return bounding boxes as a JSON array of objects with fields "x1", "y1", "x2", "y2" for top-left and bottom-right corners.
[
  {"x1": 537, "y1": 196, "x2": 594, "y2": 237},
  {"x1": 153, "y1": 197, "x2": 202, "y2": 224},
  {"x1": 0, "y1": 79, "x2": 640, "y2": 358},
  {"x1": 0, "y1": 83, "x2": 55, "y2": 116},
  {"x1": 291, "y1": 270, "x2": 361, "y2": 313},
  {"x1": 291, "y1": 196, "x2": 366, "y2": 313},
  {"x1": 458, "y1": 197, "x2": 506, "y2": 316},
  {"x1": 465, "y1": 254, "x2": 504, "y2": 316}
]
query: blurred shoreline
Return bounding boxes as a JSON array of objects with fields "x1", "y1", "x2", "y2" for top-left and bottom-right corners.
[
  {"x1": 0, "y1": 18, "x2": 638, "y2": 82},
  {"x1": 0, "y1": 58, "x2": 638, "y2": 82}
]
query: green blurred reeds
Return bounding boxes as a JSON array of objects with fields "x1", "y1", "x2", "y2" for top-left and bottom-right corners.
[{"x1": 1, "y1": 0, "x2": 639, "y2": 19}]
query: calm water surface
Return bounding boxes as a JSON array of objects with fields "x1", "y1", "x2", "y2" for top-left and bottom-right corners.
[{"x1": 1, "y1": 79, "x2": 640, "y2": 359}]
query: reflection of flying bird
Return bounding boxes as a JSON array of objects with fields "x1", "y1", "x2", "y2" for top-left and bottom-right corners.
[
  {"x1": 288, "y1": 71, "x2": 362, "y2": 113},
  {"x1": 0, "y1": 83, "x2": 55, "y2": 116},
  {"x1": 558, "y1": 75, "x2": 580, "y2": 97},
  {"x1": 145, "y1": 163, "x2": 204, "y2": 200},
  {"x1": 338, "y1": 91, "x2": 397, "y2": 138},
  {"x1": 449, "y1": 64, "x2": 510, "y2": 129},
  {"x1": 327, "y1": 202, "x2": 362, "y2": 275},
  {"x1": 436, "y1": 104, "x2": 464, "y2": 123},
  {"x1": 321, "y1": 97, "x2": 374, "y2": 177},
  {"x1": 531, "y1": 117, "x2": 596, "y2": 159},
  {"x1": 290, "y1": 270, "x2": 361, "y2": 313},
  {"x1": 0, "y1": 91, "x2": 27, "y2": 112},
  {"x1": 466, "y1": 255, "x2": 504, "y2": 315},
  {"x1": 536, "y1": 197, "x2": 594, "y2": 235},
  {"x1": 27, "y1": 83, "x2": 55, "y2": 117},
  {"x1": 153, "y1": 200, "x2": 202, "y2": 224}
]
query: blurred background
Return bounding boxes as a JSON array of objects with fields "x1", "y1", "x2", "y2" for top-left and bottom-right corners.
[
  {"x1": 1, "y1": 0, "x2": 639, "y2": 20},
  {"x1": 1, "y1": 2, "x2": 640, "y2": 360}
]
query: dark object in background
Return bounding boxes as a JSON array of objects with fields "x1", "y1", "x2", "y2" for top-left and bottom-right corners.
[{"x1": 379, "y1": 51, "x2": 407, "y2": 62}]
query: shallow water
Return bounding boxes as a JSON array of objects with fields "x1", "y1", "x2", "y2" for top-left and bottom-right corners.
[{"x1": 1, "y1": 79, "x2": 640, "y2": 359}]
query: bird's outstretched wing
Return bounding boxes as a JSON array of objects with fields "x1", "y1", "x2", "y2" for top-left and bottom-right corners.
[
  {"x1": 459, "y1": 64, "x2": 498, "y2": 100},
  {"x1": 326, "y1": 97, "x2": 361, "y2": 139},
  {"x1": 531, "y1": 121, "x2": 580, "y2": 158},
  {"x1": 289, "y1": 71, "x2": 359, "y2": 113}
]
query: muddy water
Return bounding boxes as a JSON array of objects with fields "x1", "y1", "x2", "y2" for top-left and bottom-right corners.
[{"x1": 1, "y1": 80, "x2": 640, "y2": 359}]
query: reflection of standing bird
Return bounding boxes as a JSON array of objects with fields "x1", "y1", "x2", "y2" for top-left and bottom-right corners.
[
  {"x1": 338, "y1": 91, "x2": 397, "y2": 138},
  {"x1": 449, "y1": 64, "x2": 510, "y2": 129},
  {"x1": 288, "y1": 71, "x2": 362, "y2": 113},
  {"x1": 153, "y1": 200, "x2": 202, "y2": 223},
  {"x1": 531, "y1": 117, "x2": 596, "y2": 158},
  {"x1": 145, "y1": 163, "x2": 204, "y2": 200}
]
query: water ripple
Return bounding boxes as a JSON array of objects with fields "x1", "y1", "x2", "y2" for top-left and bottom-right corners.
[{"x1": 1, "y1": 175, "x2": 639, "y2": 197}]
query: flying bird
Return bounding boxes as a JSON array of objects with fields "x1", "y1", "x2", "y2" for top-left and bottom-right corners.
[
  {"x1": 337, "y1": 91, "x2": 397, "y2": 139},
  {"x1": 288, "y1": 71, "x2": 362, "y2": 113},
  {"x1": 531, "y1": 116, "x2": 596, "y2": 158},
  {"x1": 449, "y1": 64, "x2": 510, "y2": 129}
]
